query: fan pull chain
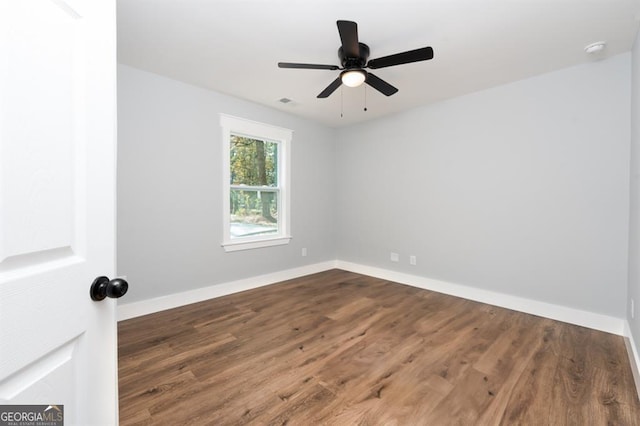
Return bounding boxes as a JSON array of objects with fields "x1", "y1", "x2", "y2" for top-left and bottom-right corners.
[
  {"x1": 364, "y1": 85, "x2": 368, "y2": 112},
  {"x1": 340, "y1": 86, "x2": 344, "y2": 118}
]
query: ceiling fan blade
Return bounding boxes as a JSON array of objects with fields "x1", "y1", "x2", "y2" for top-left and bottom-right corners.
[
  {"x1": 365, "y1": 72, "x2": 398, "y2": 96},
  {"x1": 337, "y1": 20, "x2": 359, "y2": 58},
  {"x1": 317, "y1": 77, "x2": 342, "y2": 98},
  {"x1": 278, "y1": 62, "x2": 340, "y2": 70},
  {"x1": 367, "y1": 47, "x2": 434, "y2": 69}
]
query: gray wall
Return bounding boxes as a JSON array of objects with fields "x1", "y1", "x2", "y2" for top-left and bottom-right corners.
[
  {"x1": 118, "y1": 53, "x2": 632, "y2": 321},
  {"x1": 629, "y1": 30, "x2": 640, "y2": 351},
  {"x1": 117, "y1": 65, "x2": 336, "y2": 303},
  {"x1": 335, "y1": 54, "x2": 631, "y2": 317}
]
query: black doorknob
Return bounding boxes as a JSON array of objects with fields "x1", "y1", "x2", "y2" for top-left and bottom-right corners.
[{"x1": 90, "y1": 276, "x2": 129, "y2": 301}]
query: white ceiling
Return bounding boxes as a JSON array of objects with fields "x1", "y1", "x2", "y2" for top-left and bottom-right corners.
[{"x1": 117, "y1": 0, "x2": 640, "y2": 128}]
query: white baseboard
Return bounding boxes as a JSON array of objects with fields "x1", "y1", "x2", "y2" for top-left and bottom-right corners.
[
  {"x1": 119, "y1": 259, "x2": 625, "y2": 336},
  {"x1": 624, "y1": 321, "x2": 640, "y2": 401},
  {"x1": 335, "y1": 261, "x2": 625, "y2": 336},
  {"x1": 117, "y1": 261, "x2": 337, "y2": 321}
]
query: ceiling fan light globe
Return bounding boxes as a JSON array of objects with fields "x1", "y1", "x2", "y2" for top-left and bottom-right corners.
[{"x1": 341, "y1": 69, "x2": 366, "y2": 87}]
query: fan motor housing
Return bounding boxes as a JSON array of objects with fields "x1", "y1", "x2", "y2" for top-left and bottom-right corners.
[{"x1": 338, "y1": 43, "x2": 370, "y2": 69}]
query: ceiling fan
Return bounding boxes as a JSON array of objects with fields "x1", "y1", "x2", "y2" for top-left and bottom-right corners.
[{"x1": 278, "y1": 20, "x2": 434, "y2": 99}]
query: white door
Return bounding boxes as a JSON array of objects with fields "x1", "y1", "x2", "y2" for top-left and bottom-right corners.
[{"x1": 0, "y1": 0, "x2": 119, "y2": 425}]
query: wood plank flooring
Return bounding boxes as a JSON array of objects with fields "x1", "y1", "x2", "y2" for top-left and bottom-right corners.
[{"x1": 118, "y1": 269, "x2": 640, "y2": 425}]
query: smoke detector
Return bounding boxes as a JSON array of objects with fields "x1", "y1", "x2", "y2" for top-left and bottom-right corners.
[{"x1": 584, "y1": 41, "x2": 606, "y2": 54}]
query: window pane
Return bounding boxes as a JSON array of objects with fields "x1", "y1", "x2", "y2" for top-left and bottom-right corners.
[
  {"x1": 230, "y1": 135, "x2": 278, "y2": 186},
  {"x1": 230, "y1": 189, "x2": 278, "y2": 238}
]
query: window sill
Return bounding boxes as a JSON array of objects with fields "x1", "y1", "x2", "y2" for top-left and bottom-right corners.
[{"x1": 222, "y1": 236, "x2": 292, "y2": 252}]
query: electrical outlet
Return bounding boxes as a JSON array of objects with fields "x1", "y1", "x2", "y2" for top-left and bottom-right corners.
[
  {"x1": 301, "y1": 247, "x2": 307, "y2": 257},
  {"x1": 390, "y1": 252, "x2": 399, "y2": 262},
  {"x1": 409, "y1": 255, "x2": 417, "y2": 266}
]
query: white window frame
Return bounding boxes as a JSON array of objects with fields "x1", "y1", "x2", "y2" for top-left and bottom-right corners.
[{"x1": 220, "y1": 114, "x2": 292, "y2": 252}]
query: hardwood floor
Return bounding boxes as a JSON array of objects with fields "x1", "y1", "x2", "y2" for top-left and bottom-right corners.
[{"x1": 118, "y1": 269, "x2": 640, "y2": 425}]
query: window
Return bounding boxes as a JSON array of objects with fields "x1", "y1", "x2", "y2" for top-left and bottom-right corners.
[{"x1": 220, "y1": 114, "x2": 292, "y2": 251}]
